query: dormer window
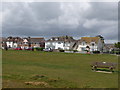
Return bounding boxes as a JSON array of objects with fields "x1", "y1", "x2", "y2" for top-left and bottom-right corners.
[
  {"x1": 91, "y1": 42, "x2": 95, "y2": 46},
  {"x1": 58, "y1": 42, "x2": 61, "y2": 44},
  {"x1": 92, "y1": 43, "x2": 94, "y2": 46},
  {"x1": 55, "y1": 38, "x2": 58, "y2": 40},
  {"x1": 82, "y1": 42, "x2": 86, "y2": 46}
]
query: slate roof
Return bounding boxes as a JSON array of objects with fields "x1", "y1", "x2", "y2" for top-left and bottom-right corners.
[
  {"x1": 46, "y1": 36, "x2": 75, "y2": 42},
  {"x1": 30, "y1": 38, "x2": 45, "y2": 43},
  {"x1": 6, "y1": 37, "x2": 23, "y2": 43},
  {"x1": 104, "y1": 44, "x2": 115, "y2": 49}
]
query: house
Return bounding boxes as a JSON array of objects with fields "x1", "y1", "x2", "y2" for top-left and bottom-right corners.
[
  {"x1": 0, "y1": 37, "x2": 6, "y2": 49},
  {"x1": 17, "y1": 37, "x2": 45, "y2": 49},
  {"x1": 5, "y1": 36, "x2": 23, "y2": 48},
  {"x1": 103, "y1": 44, "x2": 116, "y2": 53},
  {"x1": 20, "y1": 37, "x2": 30, "y2": 49},
  {"x1": 45, "y1": 36, "x2": 76, "y2": 50},
  {"x1": 4, "y1": 36, "x2": 45, "y2": 49},
  {"x1": 76, "y1": 36, "x2": 105, "y2": 52},
  {"x1": 30, "y1": 38, "x2": 45, "y2": 48}
]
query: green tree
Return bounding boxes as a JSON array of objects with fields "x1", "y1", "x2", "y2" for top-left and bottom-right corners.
[{"x1": 114, "y1": 42, "x2": 120, "y2": 49}]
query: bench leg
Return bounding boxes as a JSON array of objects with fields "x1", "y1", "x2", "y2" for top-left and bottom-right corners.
[
  {"x1": 92, "y1": 66, "x2": 97, "y2": 71},
  {"x1": 109, "y1": 67, "x2": 114, "y2": 72}
]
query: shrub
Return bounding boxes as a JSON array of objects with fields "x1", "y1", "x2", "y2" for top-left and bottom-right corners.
[
  {"x1": 35, "y1": 47, "x2": 45, "y2": 51},
  {"x1": 92, "y1": 51, "x2": 100, "y2": 54},
  {"x1": 115, "y1": 51, "x2": 120, "y2": 54},
  {"x1": 73, "y1": 50, "x2": 78, "y2": 52},
  {"x1": 59, "y1": 49, "x2": 64, "y2": 52}
]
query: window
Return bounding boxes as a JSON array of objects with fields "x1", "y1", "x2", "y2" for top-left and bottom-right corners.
[
  {"x1": 58, "y1": 47, "x2": 62, "y2": 49},
  {"x1": 81, "y1": 47, "x2": 85, "y2": 51},
  {"x1": 91, "y1": 42, "x2": 95, "y2": 46},
  {"x1": 47, "y1": 42, "x2": 50, "y2": 45},
  {"x1": 82, "y1": 42, "x2": 86, "y2": 46},
  {"x1": 92, "y1": 43, "x2": 94, "y2": 46},
  {"x1": 55, "y1": 38, "x2": 58, "y2": 40},
  {"x1": 58, "y1": 42, "x2": 61, "y2": 44},
  {"x1": 67, "y1": 44, "x2": 70, "y2": 46},
  {"x1": 9, "y1": 45, "x2": 11, "y2": 48}
]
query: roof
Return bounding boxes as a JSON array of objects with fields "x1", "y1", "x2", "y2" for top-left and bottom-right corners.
[
  {"x1": 80, "y1": 37, "x2": 101, "y2": 44},
  {"x1": 105, "y1": 44, "x2": 115, "y2": 49},
  {"x1": 47, "y1": 36, "x2": 75, "y2": 42},
  {"x1": 30, "y1": 38, "x2": 45, "y2": 43},
  {"x1": 6, "y1": 37, "x2": 23, "y2": 43}
]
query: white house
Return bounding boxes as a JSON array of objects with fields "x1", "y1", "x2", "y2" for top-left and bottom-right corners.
[
  {"x1": 45, "y1": 36, "x2": 76, "y2": 50},
  {"x1": 4, "y1": 37, "x2": 45, "y2": 49},
  {"x1": 76, "y1": 36, "x2": 104, "y2": 52},
  {"x1": 5, "y1": 37, "x2": 23, "y2": 48}
]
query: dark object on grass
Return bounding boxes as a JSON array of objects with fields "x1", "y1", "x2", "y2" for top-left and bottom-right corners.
[
  {"x1": 31, "y1": 74, "x2": 46, "y2": 80},
  {"x1": 91, "y1": 62, "x2": 117, "y2": 72}
]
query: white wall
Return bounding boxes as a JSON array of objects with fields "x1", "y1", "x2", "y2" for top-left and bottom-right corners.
[
  {"x1": 97, "y1": 39, "x2": 104, "y2": 51},
  {"x1": 55, "y1": 42, "x2": 64, "y2": 49},
  {"x1": 45, "y1": 41, "x2": 71, "y2": 50},
  {"x1": 6, "y1": 42, "x2": 13, "y2": 48},
  {"x1": 77, "y1": 43, "x2": 98, "y2": 52}
]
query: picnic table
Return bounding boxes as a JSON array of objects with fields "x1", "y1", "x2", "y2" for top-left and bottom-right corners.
[{"x1": 91, "y1": 62, "x2": 117, "y2": 72}]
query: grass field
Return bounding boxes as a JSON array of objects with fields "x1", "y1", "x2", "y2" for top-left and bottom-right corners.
[{"x1": 2, "y1": 50, "x2": 118, "y2": 88}]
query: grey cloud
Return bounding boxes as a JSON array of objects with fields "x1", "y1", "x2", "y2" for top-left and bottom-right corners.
[
  {"x1": 2, "y1": 2, "x2": 118, "y2": 43},
  {"x1": 85, "y1": 2, "x2": 118, "y2": 20}
]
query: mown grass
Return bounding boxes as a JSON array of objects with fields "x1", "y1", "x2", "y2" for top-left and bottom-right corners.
[{"x1": 2, "y1": 50, "x2": 118, "y2": 88}]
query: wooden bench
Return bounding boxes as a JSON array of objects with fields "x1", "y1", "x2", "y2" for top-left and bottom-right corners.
[{"x1": 91, "y1": 62, "x2": 117, "y2": 72}]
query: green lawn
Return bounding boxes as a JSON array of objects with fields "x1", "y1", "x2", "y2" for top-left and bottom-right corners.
[{"x1": 2, "y1": 50, "x2": 118, "y2": 88}]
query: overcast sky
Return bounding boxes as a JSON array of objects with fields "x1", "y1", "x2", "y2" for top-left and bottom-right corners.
[{"x1": 1, "y1": 2, "x2": 118, "y2": 43}]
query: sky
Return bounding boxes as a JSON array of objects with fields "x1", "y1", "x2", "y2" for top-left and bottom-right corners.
[{"x1": 1, "y1": 2, "x2": 118, "y2": 43}]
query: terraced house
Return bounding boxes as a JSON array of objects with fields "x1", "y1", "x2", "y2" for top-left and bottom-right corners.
[
  {"x1": 20, "y1": 37, "x2": 45, "y2": 49},
  {"x1": 45, "y1": 36, "x2": 76, "y2": 50},
  {"x1": 1, "y1": 36, "x2": 45, "y2": 49},
  {"x1": 5, "y1": 36, "x2": 23, "y2": 48}
]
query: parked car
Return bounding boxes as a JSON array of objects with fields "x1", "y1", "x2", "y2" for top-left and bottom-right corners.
[
  {"x1": 25, "y1": 47, "x2": 33, "y2": 50},
  {"x1": 43, "y1": 48, "x2": 53, "y2": 52},
  {"x1": 14, "y1": 47, "x2": 22, "y2": 50}
]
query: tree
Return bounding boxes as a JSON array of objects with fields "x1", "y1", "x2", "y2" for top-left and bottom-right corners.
[{"x1": 114, "y1": 42, "x2": 120, "y2": 49}]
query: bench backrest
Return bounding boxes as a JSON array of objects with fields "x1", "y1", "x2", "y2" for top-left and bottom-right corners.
[{"x1": 91, "y1": 62, "x2": 117, "y2": 69}]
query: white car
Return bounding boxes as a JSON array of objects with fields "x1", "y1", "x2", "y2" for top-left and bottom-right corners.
[{"x1": 43, "y1": 48, "x2": 53, "y2": 52}]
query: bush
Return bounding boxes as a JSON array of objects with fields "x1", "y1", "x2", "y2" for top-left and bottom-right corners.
[
  {"x1": 35, "y1": 47, "x2": 45, "y2": 51},
  {"x1": 92, "y1": 51, "x2": 100, "y2": 54},
  {"x1": 115, "y1": 51, "x2": 120, "y2": 54},
  {"x1": 73, "y1": 50, "x2": 78, "y2": 52},
  {"x1": 84, "y1": 50, "x2": 89, "y2": 52},
  {"x1": 59, "y1": 49, "x2": 64, "y2": 52}
]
